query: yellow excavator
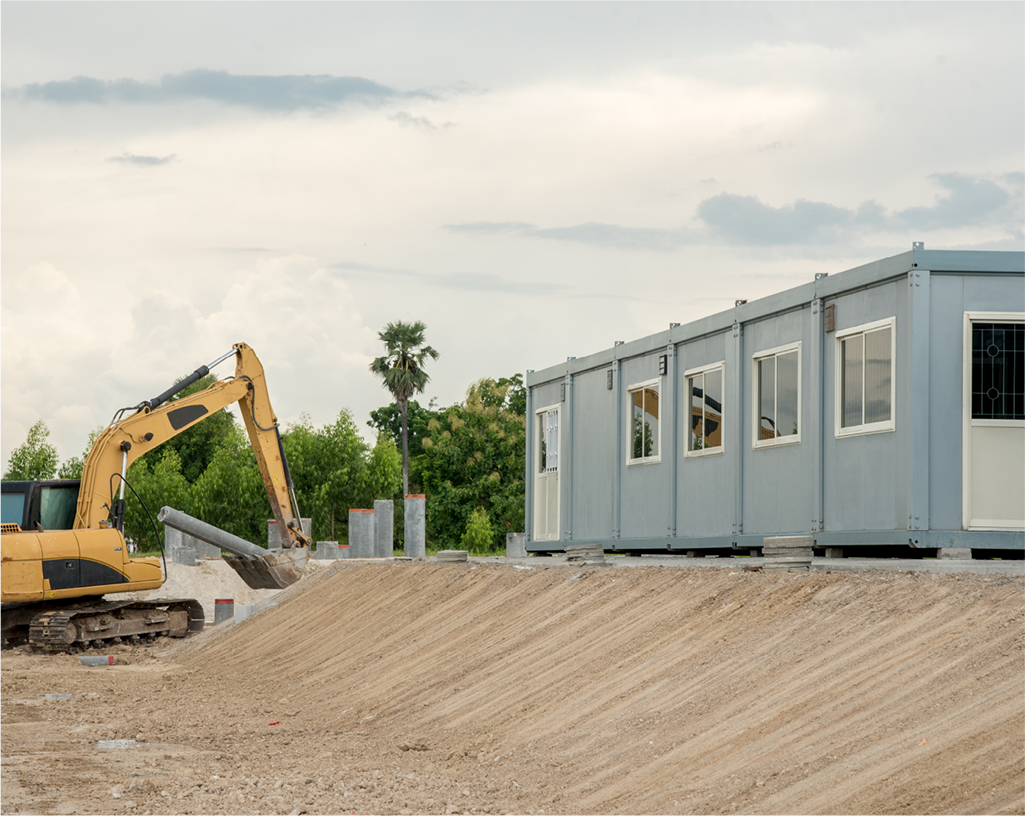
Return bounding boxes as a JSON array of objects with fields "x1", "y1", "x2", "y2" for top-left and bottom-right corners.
[{"x1": 1, "y1": 343, "x2": 311, "y2": 651}]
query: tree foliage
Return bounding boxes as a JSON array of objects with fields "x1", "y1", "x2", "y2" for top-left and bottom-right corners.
[
  {"x1": 367, "y1": 399, "x2": 438, "y2": 463},
  {"x1": 160, "y1": 374, "x2": 238, "y2": 483},
  {"x1": 369, "y1": 321, "x2": 439, "y2": 495},
  {"x1": 4, "y1": 420, "x2": 59, "y2": 481},
  {"x1": 416, "y1": 377, "x2": 525, "y2": 552}
]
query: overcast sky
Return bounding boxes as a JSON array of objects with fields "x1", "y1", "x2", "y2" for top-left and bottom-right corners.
[{"x1": 2, "y1": 2, "x2": 1023, "y2": 470}]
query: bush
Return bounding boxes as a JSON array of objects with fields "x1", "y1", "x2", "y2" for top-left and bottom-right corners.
[{"x1": 460, "y1": 507, "x2": 493, "y2": 554}]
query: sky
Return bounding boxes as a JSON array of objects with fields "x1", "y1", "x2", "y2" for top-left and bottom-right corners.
[{"x1": 2, "y1": 1, "x2": 1023, "y2": 470}]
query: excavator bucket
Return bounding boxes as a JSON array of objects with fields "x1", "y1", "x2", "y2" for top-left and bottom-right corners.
[
  {"x1": 223, "y1": 547, "x2": 309, "y2": 590},
  {"x1": 158, "y1": 507, "x2": 309, "y2": 591}
]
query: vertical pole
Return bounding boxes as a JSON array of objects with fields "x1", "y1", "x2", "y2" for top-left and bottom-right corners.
[
  {"x1": 811, "y1": 295, "x2": 824, "y2": 533},
  {"x1": 731, "y1": 320, "x2": 744, "y2": 539},
  {"x1": 908, "y1": 268, "x2": 931, "y2": 543},
  {"x1": 612, "y1": 358, "x2": 622, "y2": 543},
  {"x1": 563, "y1": 373, "x2": 573, "y2": 543},
  {"x1": 524, "y1": 378, "x2": 534, "y2": 545},
  {"x1": 667, "y1": 342, "x2": 678, "y2": 542}
]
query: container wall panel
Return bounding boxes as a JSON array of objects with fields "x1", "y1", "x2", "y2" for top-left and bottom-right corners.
[
  {"x1": 742, "y1": 308, "x2": 814, "y2": 535},
  {"x1": 620, "y1": 353, "x2": 671, "y2": 540},
  {"x1": 570, "y1": 368, "x2": 616, "y2": 540},
  {"x1": 823, "y1": 281, "x2": 907, "y2": 532},
  {"x1": 928, "y1": 276, "x2": 967, "y2": 530},
  {"x1": 676, "y1": 331, "x2": 733, "y2": 537}
]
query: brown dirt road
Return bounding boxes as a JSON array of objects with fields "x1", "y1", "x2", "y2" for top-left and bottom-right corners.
[{"x1": 2, "y1": 561, "x2": 1023, "y2": 815}]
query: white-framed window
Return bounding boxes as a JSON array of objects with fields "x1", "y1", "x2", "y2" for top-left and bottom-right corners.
[
  {"x1": 835, "y1": 317, "x2": 896, "y2": 437},
  {"x1": 753, "y1": 342, "x2": 801, "y2": 448},
  {"x1": 684, "y1": 362, "x2": 724, "y2": 457},
  {"x1": 627, "y1": 378, "x2": 661, "y2": 465}
]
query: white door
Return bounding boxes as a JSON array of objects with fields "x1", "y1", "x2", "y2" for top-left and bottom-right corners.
[
  {"x1": 963, "y1": 314, "x2": 1025, "y2": 530},
  {"x1": 534, "y1": 406, "x2": 560, "y2": 542}
]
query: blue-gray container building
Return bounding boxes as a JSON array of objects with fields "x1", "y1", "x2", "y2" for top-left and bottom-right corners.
[{"x1": 524, "y1": 247, "x2": 1025, "y2": 557}]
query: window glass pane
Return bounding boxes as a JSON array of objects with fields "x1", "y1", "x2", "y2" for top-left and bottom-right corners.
[
  {"x1": 547, "y1": 410, "x2": 559, "y2": 471},
  {"x1": 704, "y1": 368, "x2": 722, "y2": 448},
  {"x1": 758, "y1": 357, "x2": 776, "y2": 440},
  {"x1": 688, "y1": 373, "x2": 703, "y2": 451},
  {"x1": 644, "y1": 387, "x2": 659, "y2": 456},
  {"x1": 973, "y1": 323, "x2": 1025, "y2": 420},
  {"x1": 777, "y1": 351, "x2": 799, "y2": 437},
  {"x1": 39, "y1": 485, "x2": 80, "y2": 530},
  {"x1": 1, "y1": 492, "x2": 26, "y2": 526},
  {"x1": 841, "y1": 334, "x2": 864, "y2": 428},
  {"x1": 864, "y1": 327, "x2": 891, "y2": 424},
  {"x1": 632, "y1": 389, "x2": 645, "y2": 458},
  {"x1": 537, "y1": 415, "x2": 547, "y2": 472}
]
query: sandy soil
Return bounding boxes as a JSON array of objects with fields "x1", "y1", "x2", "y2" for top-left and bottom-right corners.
[{"x1": 2, "y1": 560, "x2": 1023, "y2": 815}]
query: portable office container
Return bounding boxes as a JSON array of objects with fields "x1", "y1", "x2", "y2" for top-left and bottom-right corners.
[{"x1": 524, "y1": 246, "x2": 1025, "y2": 557}]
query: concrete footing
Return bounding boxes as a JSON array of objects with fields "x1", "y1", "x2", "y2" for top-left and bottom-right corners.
[
  {"x1": 825, "y1": 548, "x2": 844, "y2": 558},
  {"x1": 338, "y1": 544, "x2": 350, "y2": 559},
  {"x1": 404, "y1": 495, "x2": 425, "y2": 559},
  {"x1": 313, "y1": 541, "x2": 339, "y2": 560},
  {"x1": 938, "y1": 547, "x2": 973, "y2": 560},
  {"x1": 234, "y1": 603, "x2": 256, "y2": 623},
  {"x1": 506, "y1": 532, "x2": 526, "y2": 558},
  {"x1": 349, "y1": 510, "x2": 375, "y2": 558},
  {"x1": 171, "y1": 546, "x2": 196, "y2": 566},
  {"x1": 214, "y1": 599, "x2": 234, "y2": 626},
  {"x1": 374, "y1": 500, "x2": 394, "y2": 557},
  {"x1": 267, "y1": 518, "x2": 313, "y2": 551},
  {"x1": 165, "y1": 526, "x2": 219, "y2": 562}
]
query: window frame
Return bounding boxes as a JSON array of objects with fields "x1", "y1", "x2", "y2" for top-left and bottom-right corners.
[
  {"x1": 752, "y1": 341, "x2": 802, "y2": 449},
  {"x1": 684, "y1": 361, "x2": 725, "y2": 458},
  {"x1": 834, "y1": 316, "x2": 897, "y2": 438},
  {"x1": 626, "y1": 377, "x2": 662, "y2": 466}
]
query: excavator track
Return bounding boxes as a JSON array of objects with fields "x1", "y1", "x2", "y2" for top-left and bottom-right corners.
[{"x1": 11, "y1": 599, "x2": 204, "y2": 652}]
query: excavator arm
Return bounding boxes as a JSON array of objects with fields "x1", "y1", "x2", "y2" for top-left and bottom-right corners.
[{"x1": 74, "y1": 343, "x2": 310, "y2": 550}]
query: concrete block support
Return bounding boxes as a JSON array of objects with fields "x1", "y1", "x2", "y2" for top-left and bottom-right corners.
[
  {"x1": 349, "y1": 510, "x2": 376, "y2": 558},
  {"x1": 338, "y1": 544, "x2": 350, "y2": 559},
  {"x1": 506, "y1": 532, "x2": 526, "y2": 558},
  {"x1": 404, "y1": 495, "x2": 425, "y2": 559},
  {"x1": 268, "y1": 518, "x2": 312, "y2": 551},
  {"x1": 234, "y1": 604, "x2": 256, "y2": 624},
  {"x1": 938, "y1": 547, "x2": 973, "y2": 560},
  {"x1": 313, "y1": 541, "x2": 339, "y2": 560},
  {"x1": 172, "y1": 546, "x2": 196, "y2": 567},
  {"x1": 214, "y1": 599, "x2": 234, "y2": 626},
  {"x1": 374, "y1": 500, "x2": 394, "y2": 558}
]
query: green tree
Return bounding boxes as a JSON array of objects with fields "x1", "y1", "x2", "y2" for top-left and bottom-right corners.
[
  {"x1": 123, "y1": 448, "x2": 191, "y2": 552},
  {"x1": 189, "y1": 423, "x2": 267, "y2": 545},
  {"x1": 367, "y1": 399, "x2": 439, "y2": 466},
  {"x1": 159, "y1": 374, "x2": 237, "y2": 483},
  {"x1": 282, "y1": 410, "x2": 370, "y2": 542},
  {"x1": 369, "y1": 321, "x2": 439, "y2": 496},
  {"x1": 4, "y1": 420, "x2": 59, "y2": 480},
  {"x1": 417, "y1": 377, "x2": 525, "y2": 552},
  {"x1": 460, "y1": 507, "x2": 494, "y2": 554}
]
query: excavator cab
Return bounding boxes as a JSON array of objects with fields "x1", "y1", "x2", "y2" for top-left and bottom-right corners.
[{"x1": 2, "y1": 480, "x2": 81, "y2": 533}]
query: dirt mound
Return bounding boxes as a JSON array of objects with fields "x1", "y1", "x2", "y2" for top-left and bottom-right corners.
[{"x1": 3, "y1": 562, "x2": 1023, "y2": 815}]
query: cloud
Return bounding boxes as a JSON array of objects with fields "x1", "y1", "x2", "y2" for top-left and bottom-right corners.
[
  {"x1": 443, "y1": 221, "x2": 695, "y2": 251},
  {"x1": 388, "y1": 111, "x2": 453, "y2": 131},
  {"x1": 696, "y1": 173, "x2": 1020, "y2": 245},
  {"x1": 7, "y1": 69, "x2": 429, "y2": 112},
  {"x1": 107, "y1": 152, "x2": 177, "y2": 166},
  {"x1": 329, "y1": 260, "x2": 565, "y2": 295}
]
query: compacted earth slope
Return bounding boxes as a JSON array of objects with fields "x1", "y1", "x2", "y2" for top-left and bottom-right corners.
[{"x1": 2, "y1": 561, "x2": 1023, "y2": 815}]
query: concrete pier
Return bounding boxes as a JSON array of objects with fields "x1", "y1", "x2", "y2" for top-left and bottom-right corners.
[
  {"x1": 374, "y1": 500, "x2": 394, "y2": 558},
  {"x1": 267, "y1": 518, "x2": 313, "y2": 551},
  {"x1": 165, "y1": 526, "x2": 219, "y2": 561},
  {"x1": 313, "y1": 541, "x2": 339, "y2": 560},
  {"x1": 404, "y1": 495, "x2": 425, "y2": 559},
  {"x1": 214, "y1": 599, "x2": 234, "y2": 626},
  {"x1": 506, "y1": 532, "x2": 526, "y2": 558},
  {"x1": 349, "y1": 509, "x2": 375, "y2": 558}
]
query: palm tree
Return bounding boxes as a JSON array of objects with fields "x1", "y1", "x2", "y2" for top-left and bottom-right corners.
[{"x1": 369, "y1": 321, "x2": 439, "y2": 495}]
